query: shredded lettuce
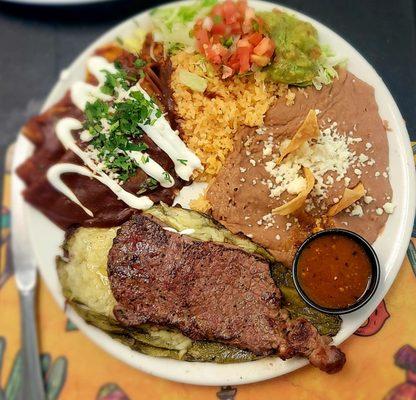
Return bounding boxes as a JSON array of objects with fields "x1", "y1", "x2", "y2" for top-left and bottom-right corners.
[
  {"x1": 150, "y1": 0, "x2": 217, "y2": 54},
  {"x1": 178, "y1": 69, "x2": 208, "y2": 92},
  {"x1": 117, "y1": 28, "x2": 147, "y2": 55},
  {"x1": 312, "y1": 45, "x2": 346, "y2": 90}
]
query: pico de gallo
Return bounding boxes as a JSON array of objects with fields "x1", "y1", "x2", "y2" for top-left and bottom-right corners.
[
  {"x1": 150, "y1": 0, "x2": 340, "y2": 87},
  {"x1": 193, "y1": 0, "x2": 275, "y2": 78}
]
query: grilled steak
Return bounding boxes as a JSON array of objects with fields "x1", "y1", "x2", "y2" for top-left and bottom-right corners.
[{"x1": 107, "y1": 213, "x2": 346, "y2": 373}]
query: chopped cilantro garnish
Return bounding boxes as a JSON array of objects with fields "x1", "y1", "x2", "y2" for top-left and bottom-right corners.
[
  {"x1": 85, "y1": 100, "x2": 109, "y2": 125},
  {"x1": 162, "y1": 171, "x2": 172, "y2": 183},
  {"x1": 83, "y1": 59, "x2": 163, "y2": 182},
  {"x1": 221, "y1": 37, "x2": 233, "y2": 48},
  {"x1": 141, "y1": 154, "x2": 150, "y2": 164},
  {"x1": 100, "y1": 68, "x2": 130, "y2": 96},
  {"x1": 177, "y1": 158, "x2": 188, "y2": 165},
  {"x1": 137, "y1": 177, "x2": 159, "y2": 194},
  {"x1": 147, "y1": 177, "x2": 158, "y2": 187},
  {"x1": 99, "y1": 60, "x2": 141, "y2": 96},
  {"x1": 134, "y1": 58, "x2": 146, "y2": 68},
  {"x1": 125, "y1": 142, "x2": 149, "y2": 152}
]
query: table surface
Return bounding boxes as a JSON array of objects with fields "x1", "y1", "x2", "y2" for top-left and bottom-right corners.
[{"x1": 0, "y1": 0, "x2": 415, "y2": 195}]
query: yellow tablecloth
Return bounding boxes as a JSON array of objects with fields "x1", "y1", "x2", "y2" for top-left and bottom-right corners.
[{"x1": 1, "y1": 143, "x2": 415, "y2": 400}]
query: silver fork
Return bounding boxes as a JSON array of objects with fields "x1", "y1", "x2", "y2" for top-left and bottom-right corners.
[{"x1": 11, "y1": 151, "x2": 46, "y2": 400}]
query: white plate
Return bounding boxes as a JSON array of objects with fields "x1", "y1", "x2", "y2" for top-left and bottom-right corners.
[{"x1": 12, "y1": 0, "x2": 416, "y2": 386}]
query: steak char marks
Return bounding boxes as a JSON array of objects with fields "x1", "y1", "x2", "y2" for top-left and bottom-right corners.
[{"x1": 107, "y1": 213, "x2": 345, "y2": 373}]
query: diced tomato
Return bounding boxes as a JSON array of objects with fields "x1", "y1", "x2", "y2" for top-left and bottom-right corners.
[
  {"x1": 223, "y1": 0, "x2": 239, "y2": 24},
  {"x1": 202, "y1": 16, "x2": 214, "y2": 32},
  {"x1": 235, "y1": 0, "x2": 247, "y2": 17},
  {"x1": 253, "y1": 37, "x2": 275, "y2": 56},
  {"x1": 247, "y1": 32, "x2": 263, "y2": 46},
  {"x1": 211, "y1": 34, "x2": 222, "y2": 44},
  {"x1": 211, "y1": 4, "x2": 223, "y2": 17},
  {"x1": 211, "y1": 23, "x2": 226, "y2": 35},
  {"x1": 224, "y1": 24, "x2": 232, "y2": 36},
  {"x1": 195, "y1": 28, "x2": 210, "y2": 47},
  {"x1": 236, "y1": 38, "x2": 250, "y2": 48},
  {"x1": 229, "y1": 21, "x2": 241, "y2": 34},
  {"x1": 250, "y1": 54, "x2": 271, "y2": 67},
  {"x1": 263, "y1": 46, "x2": 275, "y2": 58},
  {"x1": 229, "y1": 61, "x2": 240, "y2": 72},
  {"x1": 256, "y1": 15, "x2": 265, "y2": 31},
  {"x1": 242, "y1": 18, "x2": 255, "y2": 34},
  {"x1": 193, "y1": 0, "x2": 276, "y2": 79},
  {"x1": 204, "y1": 45, "x2": 222, "y2": 64},
  {"x1": 263, "y1": 38, "x2": 275, "y2": 58},
  {"x1": 228, "y1": 52, "x2": 240, "y2": 70},
  {"x1": 244, "y1": 6, "x2": 255, "y2": 20},
  {"x1": 237, "y1": 47, "x2": 251, "y2": 73},
  {"x1": 212, "y1": 43, "x2": 229, "y2": 60}
]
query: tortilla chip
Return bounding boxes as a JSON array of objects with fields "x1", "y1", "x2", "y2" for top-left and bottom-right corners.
[
  {"x1": 272, "y1": 167, "x2": 315, "y2": 216},
  {"x1": 276, "y1": 109, "x2": 319, "y2": 164},
  {"x1": 327, "y1": 182, "x2": 366, "y2": 217}
]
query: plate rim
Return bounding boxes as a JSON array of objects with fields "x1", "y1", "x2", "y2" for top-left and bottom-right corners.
[{"x1": 11, "y1": 0, "x2": 416, "y2": 386}]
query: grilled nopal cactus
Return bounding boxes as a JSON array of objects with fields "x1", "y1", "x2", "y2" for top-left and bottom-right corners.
[{"x1": 57, "y1": 204, "x2": 341, "y2": 363}]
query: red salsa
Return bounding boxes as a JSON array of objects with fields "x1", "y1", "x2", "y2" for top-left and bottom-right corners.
[{"x1": 297, "y1": 234, "x2": 372, "y2": 309}]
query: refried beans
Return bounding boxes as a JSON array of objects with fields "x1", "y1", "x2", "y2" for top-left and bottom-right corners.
[{"x1": 207, "y1": 69, "x2": 392, "y2": 266}]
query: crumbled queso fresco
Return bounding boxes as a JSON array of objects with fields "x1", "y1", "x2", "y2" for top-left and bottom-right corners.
[
  {"x1": 239, "y1": 120, "x2": 395, "y2": 226},
  {"x1": 264, "y1": 122, "x2": 364, "y2": 204}
]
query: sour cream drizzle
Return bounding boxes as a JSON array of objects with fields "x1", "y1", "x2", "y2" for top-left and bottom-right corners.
[
  {"x1": 70, "y1": 57, "x2": 117, "y2": 110},
  {"x1": 52, "y1": 118, "x2": 154, "y2": 211},
  {"x1": 135, "y1": 85, "x2": 203, "y2": 180},
  {"x1": 47, "y1": 163, "x2": 95, "y2": 217},
  {"x1": 127, "y1": 151, "x2": 174, "y2": 188},
  {"x1": 47, "y1": 56, "x2": 202, "y2": 216}
]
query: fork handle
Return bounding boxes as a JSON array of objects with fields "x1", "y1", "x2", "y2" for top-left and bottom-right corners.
[{"x1": 19, "y1": 289, "x2": 45, "y2": 400}]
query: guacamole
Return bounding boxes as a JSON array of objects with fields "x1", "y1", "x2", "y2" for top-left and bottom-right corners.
[{"x1": 259, "y1": 10, "x2": 323, "y2": 85}]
